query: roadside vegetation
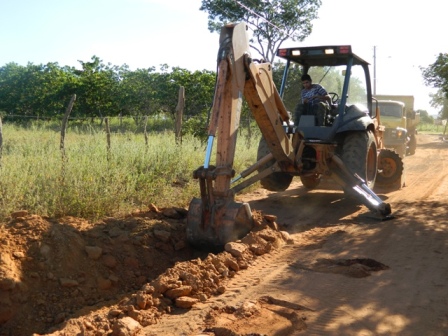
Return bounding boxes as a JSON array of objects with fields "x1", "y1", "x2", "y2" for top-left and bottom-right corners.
[
  {"x1": 0, "y1": 119, "x2": 261, "y2": 222},
  {"x1": 418, "y1": 122, "x2": 448, "y2": 134}
]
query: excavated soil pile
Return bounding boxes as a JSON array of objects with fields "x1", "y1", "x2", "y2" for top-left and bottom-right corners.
[{"x1": 0, "y1": 205, "x2": 291, "y2": 336}]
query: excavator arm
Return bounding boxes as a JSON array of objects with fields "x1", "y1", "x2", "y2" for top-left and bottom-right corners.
[{"x1": 187, "y1": 23, "x2": 300, "y2": 249}]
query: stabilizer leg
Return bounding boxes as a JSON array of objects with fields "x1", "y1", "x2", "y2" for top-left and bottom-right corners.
[{"x1": 330, "y1": 155, "x2": 392, "y2": 218}]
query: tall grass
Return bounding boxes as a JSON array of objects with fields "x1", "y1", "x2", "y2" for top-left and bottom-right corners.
[
  {"x1": 0, "y1": 122, "x2": 261, "y2": 221},
  {"x1": 417, "y1": 122, "x2": 447, "y2": 134}
]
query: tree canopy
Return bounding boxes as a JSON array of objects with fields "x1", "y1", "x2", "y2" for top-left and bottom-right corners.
[
  {"x1": 200, "y1": 0, "x2": 322, "y2": 64},
  {"x1": 421, "y1": 53, "x2": 448, "y2": 118},
  {"x1": 0, "y1": 58, "x2": 216, "y2": 127}
]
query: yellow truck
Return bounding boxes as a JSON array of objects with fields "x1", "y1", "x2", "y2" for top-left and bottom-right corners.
[{"x1": 374, "y1": 94, "x2": 420, "y2": 157}]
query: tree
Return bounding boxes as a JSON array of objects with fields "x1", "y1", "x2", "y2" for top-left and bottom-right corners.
[
  {"x1": 0, "y1": 62, "x2": 75, "y2": 119},
  {"x1": 36, "y1": 63, "x2": 78, "y2": 117},
  {"x1": 168, "y1": 67, "x2": 216, "y2": 118},
  {"x1": 0, "y1": 63, "x2": 29, "y2": 116},
  {"x1": 429, "y1": 89, "x2": 448, "y2": 119},
  {"x1": 166, "y1": 67, "x2": 218, "y2": 140},
  {"x1": 422, "y1": 53, "x2": 448, "y2": 119},
  {"x1": 118, "y1": 66, "x2": 161, "y2": 122},
  {"x1": 272, "y1": 61, "x2": 302, "y2": 111},
  {"x1": 0, "y1": 57, "x2": 218, "y2": 127},
  {"x1": 422, "y1": 53, "x2": 448, "y2": 95},
  {"x1": 200, "y1": 0, "x2": 322, "y2": 64},
  {"x1": 417, "y1": 109, "x2": 434, "y2": 124},
  {"x1": 0, "y1": 63, "x2": 48, "y2": 117},
  {"x1": 74, "y1": 56, "x2": 121, "y2": 119}
]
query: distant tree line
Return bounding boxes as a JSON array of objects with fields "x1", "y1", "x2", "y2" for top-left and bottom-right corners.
[
  {"x1": 0, "y1": 55, "x2": 304, "y2": 137},
  {"x1": 0, "y1": 56, "x2": 217, "y2": 126},
  {"x1": 5, "y1": 50, "x2": 440, "y2": 137}
]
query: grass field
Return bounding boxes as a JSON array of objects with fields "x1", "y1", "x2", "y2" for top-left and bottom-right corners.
[
  {"x1": 0, "y1": 120, "x2": 261, "y2": 221},
  {"x1": 417, "y1": 122, "x2": 448, "y2": 134}
]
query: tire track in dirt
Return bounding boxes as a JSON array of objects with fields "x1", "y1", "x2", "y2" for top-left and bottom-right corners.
[{"x1": 391, "y1": 134, "x2": 447, "y2": 202}]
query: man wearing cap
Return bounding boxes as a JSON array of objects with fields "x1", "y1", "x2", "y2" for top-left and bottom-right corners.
[{"x1": 295, "y1": 74, "x2": 331, "y2": 126}]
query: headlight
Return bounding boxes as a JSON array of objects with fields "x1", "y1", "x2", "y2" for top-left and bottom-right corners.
[{"x1": 389, "y1": 128, "x2": 406, "y2": 139}]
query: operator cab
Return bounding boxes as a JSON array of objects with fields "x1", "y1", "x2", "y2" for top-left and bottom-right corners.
[{"x1": 276, "y1": 45, "x2": 374, "y2": 141}]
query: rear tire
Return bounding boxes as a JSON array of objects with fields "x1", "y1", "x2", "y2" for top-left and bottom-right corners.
[
  {"x1": 257, "y1": 137, "x2": 293, "y2": 191},
  {"x1": 341, "y1": 130, "x2": 377, "y2": 189},
  {"x1": 408, "y1": 134, "x2": 417, "y2": 155},
  {"x1": 376, "y1": 149, "x2": 404, "y2": 186}
]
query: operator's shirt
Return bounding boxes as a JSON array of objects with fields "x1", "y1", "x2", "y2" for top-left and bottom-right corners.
[{"x1": 301, "y1": 84, "x2": 328, "y2": 105}]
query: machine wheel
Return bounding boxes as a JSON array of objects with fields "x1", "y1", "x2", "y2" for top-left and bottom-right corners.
[
  {"x1": 341, "y1": 130, "x2": 377, "y2": 189},
  {"x1": 300, "y1": 174, "x2": 321, "y2": 189},
  {"x1": 376, "y1": 149, "x2": 404, "y2": 186},
  {"x1": 257, "y1": 136, "x2": 293, "y2": 191},
  {"x1": 408, "y1": 134, "x2": 417, "y2": 155}
]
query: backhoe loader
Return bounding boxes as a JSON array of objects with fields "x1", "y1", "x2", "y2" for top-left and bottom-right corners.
[{"x1": 187, "y1": 22, "x2": 402, "y2": 249}]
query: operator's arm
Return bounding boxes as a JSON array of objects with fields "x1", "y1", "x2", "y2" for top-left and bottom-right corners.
[
  {"x1": 322, "y1": 94, "x2": 332, "y2": 104},
  {"x1": 311, "y1": 93, "x2": 331, "y2": 103},
  {"x1": 312, "y1": 85, "x2": 331, "y2": 104}
]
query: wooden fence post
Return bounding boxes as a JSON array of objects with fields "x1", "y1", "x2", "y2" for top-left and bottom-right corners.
[
  {"x1": 104, "y1": 117, "x2": 111, "y2": 160},
  {"x1": 144, "y1": 116, "x2": 149, "y2": 150},
  {"x1": 60, "y1": 94, "x2": 76, "y2": 154},
  {"x1": 175, "y1": 86, "x2": 185, "y2": 144},
  {"x1": 58, "y1": 94, "x2": 76, "y2": 206}
]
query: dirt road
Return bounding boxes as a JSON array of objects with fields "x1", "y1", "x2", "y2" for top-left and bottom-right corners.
[
  {"x1": 145, "y1": 133, "x2": 448, "y2": 336},
  {"x1": 1, "y1": 133, "x2": 446, "y2": 336}
]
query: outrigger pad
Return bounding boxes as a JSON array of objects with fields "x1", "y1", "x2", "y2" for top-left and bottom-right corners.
[
  {"x1": 382, "y1": 214, "x2": 395, "y2": 221},
  {"x1": 186, "y1": 198, "x2": 254, "y2": 251},
  {"x1": 363, "y1": 212, "x2": 395, "y2": 222}
]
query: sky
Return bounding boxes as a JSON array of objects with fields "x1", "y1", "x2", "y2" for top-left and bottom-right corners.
[{"x1": 0, "y1": 0, "x2": 446, "y2": 115}]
